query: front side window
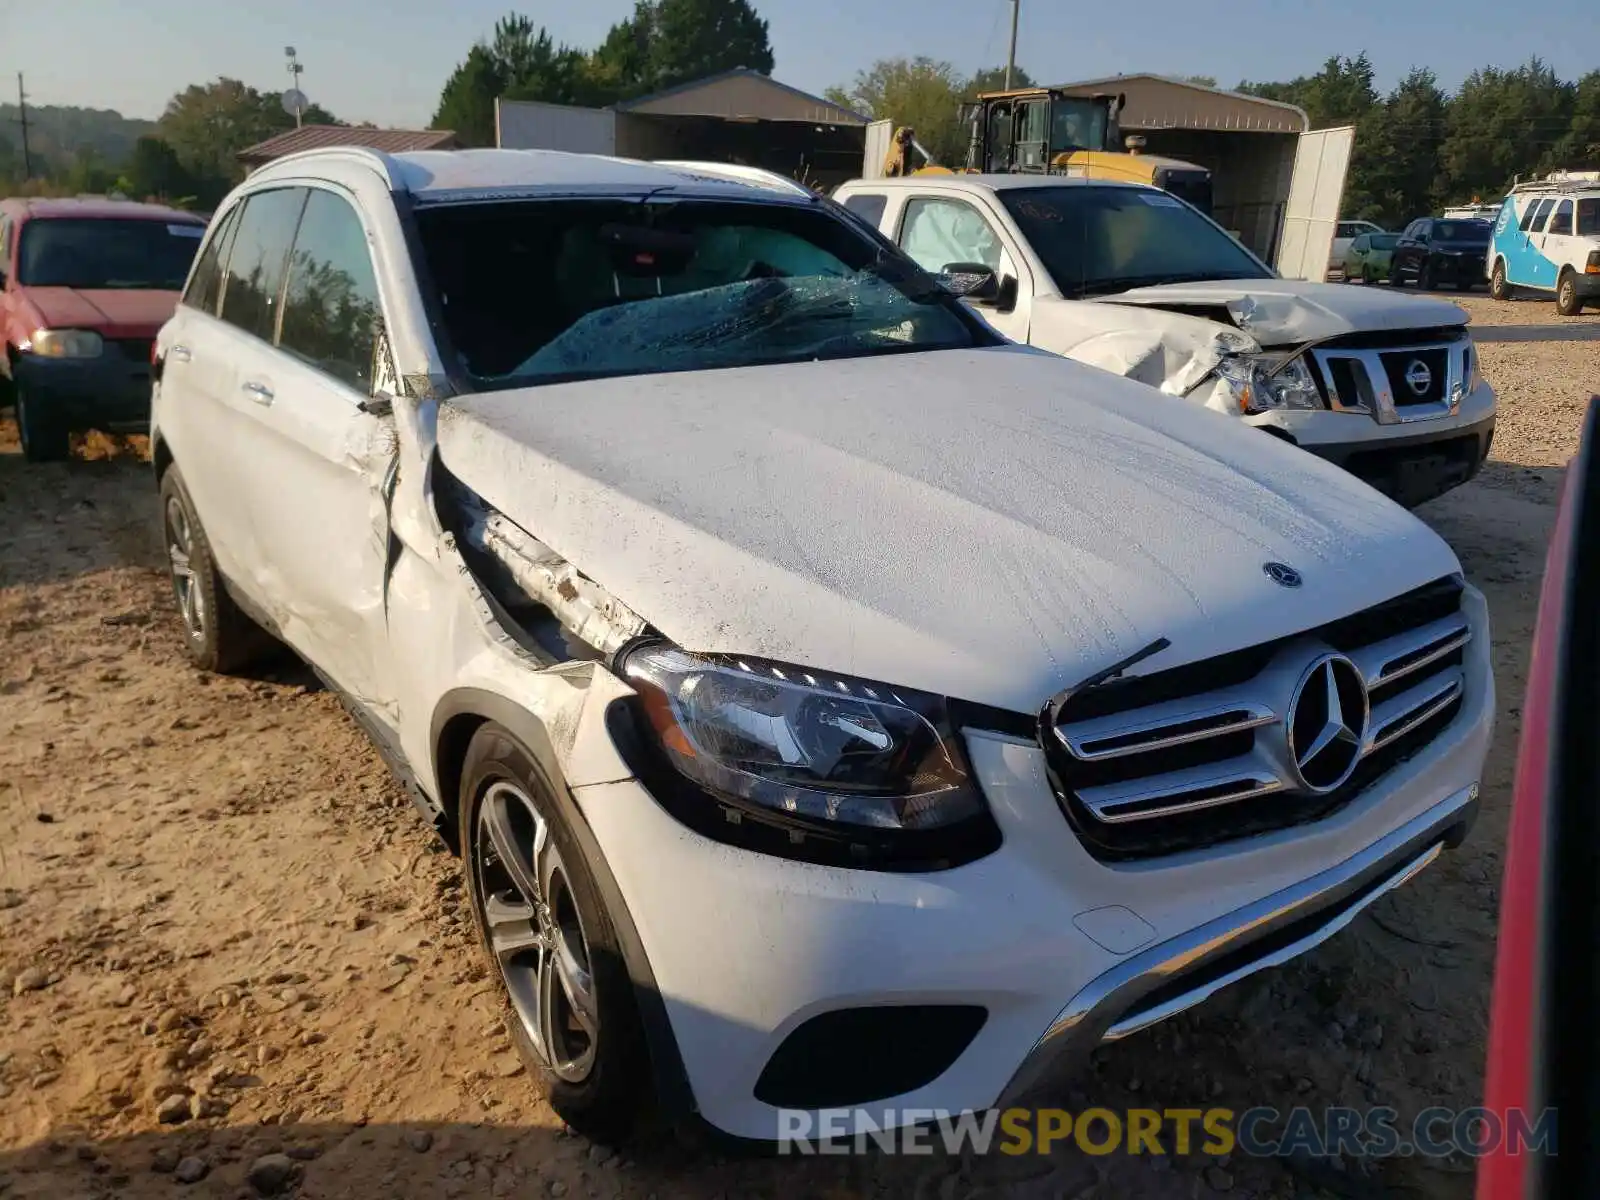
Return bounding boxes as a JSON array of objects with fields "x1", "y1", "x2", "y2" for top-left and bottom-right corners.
[
  {"x1": 1578, "y1": 198, "x2": 1599, "y2": 237},
  {"x1": 1546, "y1": 200, "x2": 1574, "y2": 236},
  {"x1": 16, "y1": 217, "x2": 206, "y2": 290},
  {"x1": 183, "y1": 205, "x2": 240, "y2": 315},
  {"x1": 414, "y1": 196, "x2": 989, "y2": 389},
  {"x1": 899, "y1": 198, "x2": 1004, "y2": 274},
  {"x1": 1349, "y1": 234, "x2": 1368, "y2": 251},
  {"x1": 277, "y1": 190, "x2": 383, "y2": 391},
  {"x1": 998, "y1": 185, "x2": 1269, "y2": 297},
  {"x1": 220, "y1": 188, "x2": 307, "y2": 342}
]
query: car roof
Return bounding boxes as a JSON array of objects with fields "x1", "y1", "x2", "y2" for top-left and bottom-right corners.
[
  {"x1": 847, "y1": 174, "x2": 1149, "y2": 193},
  {"x1": 0, "y1": 196, "x2": 205, "y2": 222},
  {"x1": 245, "y1": 147, "x2": 820, "y2": 208}
]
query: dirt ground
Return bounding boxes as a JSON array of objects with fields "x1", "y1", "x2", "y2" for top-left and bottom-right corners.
[{"x1": 2, "y1": 296, "x2": 1597, "y2": 1200}]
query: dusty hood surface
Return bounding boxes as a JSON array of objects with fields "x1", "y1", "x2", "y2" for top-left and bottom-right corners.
[
  {"x1": 23, "y1": 286, "x2": 182, "y2": 334},
  {"x1": 437, "y1": 347, "x2": 1460, "y2": 714},
  {"x1": 1099, "y1": 279, "x2": 1471, "y2": 345}
]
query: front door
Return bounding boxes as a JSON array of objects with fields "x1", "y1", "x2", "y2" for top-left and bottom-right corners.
[{"x1": 895, "y1": 194, "x2": 1032, "y2": 342}]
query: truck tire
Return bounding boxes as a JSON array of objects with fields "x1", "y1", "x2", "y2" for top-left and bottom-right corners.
[
  {"x1": 1420, "y1": 259, "x2": 1439, "y2": 291},
  {"x1": 15, "y1": 386, "x2": 70, "y2": 463},
  {"x1": 1490, "y1": 259, "x2": 1512, "y2": 301},
  {"x1": 1556, "y1": 270, "x2": 1583, "y2": 317}
]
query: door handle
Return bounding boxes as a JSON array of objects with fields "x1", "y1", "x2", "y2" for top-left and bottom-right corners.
[
  {"x1": 241, "y1": 380, "x2": 274, "y2": 405},
  {"x1": 167, "y1": 344, "x2": 192, "y2": 363}
]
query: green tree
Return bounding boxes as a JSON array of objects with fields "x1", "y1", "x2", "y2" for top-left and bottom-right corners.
[
  {"x1": 1357, "y1": 68, "x2": 1448, "y2": 224},
  {"x1": 589, "y1": 1, "x2": 656, "y2": 99},
  {"x1": 158, "y1": 78, "x2": 339, "y2": 191},
  {"x1": 645, "y1": 0, "x2": 774, "y2": 93},
  {"x1": 432, "y1": 45, "x2": 506, "y2": 147},
  {"x1": 1552, "y1": 69, "x2": 1600, "y2": 170},
  {"x1": 1240, "y1": 53, "x2": 1378, "y2": 128},
  {"x1": 1441, "y1": 59, "x2": 1574, "y2": 198},
  {"x1": 964, "y1": 65, "x2": 1035, "y2": 97},
  {"x1": 826, "y1": 57, "x2": 968, "y2": 165},
  {"x1": 118, "y1": 135, "x2": 196, "y2": 203}
]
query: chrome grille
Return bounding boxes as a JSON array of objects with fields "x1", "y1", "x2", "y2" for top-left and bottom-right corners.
[
  {"x1": 1045, "y1": 578, "x2": 1469, "y2": 858},
  {"x1": 1309, "y1": 334, "x2": 1470, "y2": 424}
]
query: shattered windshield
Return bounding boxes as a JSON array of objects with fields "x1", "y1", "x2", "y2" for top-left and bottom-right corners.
[
  {"x1": 997, "y1": 185, "x2": 1271, "y2": 298},
  {"x1": 414, "y1": 197, "x2": 988, "y2": 388}
]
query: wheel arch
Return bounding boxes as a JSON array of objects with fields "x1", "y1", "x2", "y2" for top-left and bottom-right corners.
[{"x1": 428, "y1": 686, "x2": 701, "y2": 1123}]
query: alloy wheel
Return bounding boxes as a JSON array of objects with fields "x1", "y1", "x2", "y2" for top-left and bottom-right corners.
[
  {"x1": 474, "y1": 780, "x2": 598, "y2": 1083},
  {"x1": 164, "y1": 496, "x2": 207, "y2": 645}
]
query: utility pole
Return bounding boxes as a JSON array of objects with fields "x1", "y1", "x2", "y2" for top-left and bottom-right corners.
[
  {"x1": 284, "y1": 47, "x2": 304, "y2": 128},
  {"x1": 1004, "y1": 0, "x2": 1020, "y2": 90},
  {"x1": 15, "y1": 73, "x2": 33, "y2": 179}
]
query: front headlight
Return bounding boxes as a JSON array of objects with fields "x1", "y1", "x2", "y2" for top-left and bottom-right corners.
[
  {"x1": 1215, "y1": 351, "x2": 1321, "y2": 414},
  {"x1": 621, "y1": 645, "x2": 985, "y2": 833},
  {"x1": 27, "y1": 329, "x2": 104, "y2": 359}
]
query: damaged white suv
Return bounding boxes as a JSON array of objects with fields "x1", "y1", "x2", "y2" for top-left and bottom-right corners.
[{"x1": 151, "y1": 149, "x2": 1493, "y2": 1145}]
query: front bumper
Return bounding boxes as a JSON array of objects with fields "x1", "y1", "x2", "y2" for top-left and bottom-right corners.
[
  {"x1": 574, "y1": 604, "x2": 1493, "y2": 1142},
  {"x1": 1244, "y1": 380, "x2": 1497, "y2": 507},
  {"x1": 12, "y1": 350, "x2": 153, "y2": 432},
  {"x1": 1428, "y1": 253, "x2": 1487, "y2": 286}
]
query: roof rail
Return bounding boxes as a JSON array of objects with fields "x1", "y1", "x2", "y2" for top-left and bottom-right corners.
[
  {"x1": 1509, "y1": 169, "x2": 1600, "y2": 194},
  {"x1": 654, "y1": 160, "x2": 816, "y2": 198},
  {"x1": 243, "y1": 144, "x2": 404, "y2": 189}
]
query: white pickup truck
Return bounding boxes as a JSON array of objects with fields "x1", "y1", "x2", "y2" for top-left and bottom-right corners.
[{"x1": 833, "y1": 175, "x2": 1498, "y2": 507}]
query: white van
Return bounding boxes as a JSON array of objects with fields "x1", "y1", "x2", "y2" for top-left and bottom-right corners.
[{"x1": 1487, "y1": 173, "x2": 1600, "y2": 315}]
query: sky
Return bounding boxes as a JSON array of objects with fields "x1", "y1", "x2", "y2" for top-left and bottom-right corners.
[{"x1": 4, "y1": 0, "x2": 1598, "y2": 128}]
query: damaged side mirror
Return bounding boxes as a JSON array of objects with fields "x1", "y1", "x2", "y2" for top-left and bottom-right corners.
[{"x1": 939, "y1": 262, "x2": 1001, "y2": 302}]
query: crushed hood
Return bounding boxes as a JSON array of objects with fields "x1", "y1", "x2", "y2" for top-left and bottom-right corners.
[
  {"x1": 1098, "y1": 279, "x2": 1471, "y2": 345},
  {"x1": 436, "y1": 347, "x2": 1460, "y2": 714},
  {"x1": 22, "y1": 286, "x2": 182, "y2": 335}
]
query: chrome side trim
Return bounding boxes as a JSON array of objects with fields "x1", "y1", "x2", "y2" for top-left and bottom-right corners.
[{"x1": 994, "y1": 782, "x2": 1479, "y2": 1107}]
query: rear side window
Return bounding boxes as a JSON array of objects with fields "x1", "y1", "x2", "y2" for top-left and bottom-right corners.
[
  {"x1": 277, "y1": 190, "x2": 383, "y2": 391},
  {"x1": 220, "y1": 188, "x2": 308, "y2": 342},
  {"x1": 842, "y1": 193, "x2": 888, "y2": 227},
  {"x1": 183, "y1": 206, "x2": 241, "y2": 315}
]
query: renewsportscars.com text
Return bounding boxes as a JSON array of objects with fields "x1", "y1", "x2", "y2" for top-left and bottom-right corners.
[{"x1": 778, "y1": 1106, "x2": 1557, "y2": 1159}]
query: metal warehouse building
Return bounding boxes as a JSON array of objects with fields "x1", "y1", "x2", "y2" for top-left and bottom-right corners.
[{"x1": 496, "y1": 69, "x2": 869, "y2": 189}]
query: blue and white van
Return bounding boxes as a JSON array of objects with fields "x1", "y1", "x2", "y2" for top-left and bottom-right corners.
[{"x1": 1487, "y1": 171, "x2": 1600, "y2": 315}]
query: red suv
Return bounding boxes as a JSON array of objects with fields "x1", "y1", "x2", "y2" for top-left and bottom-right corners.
[{"x1": 0, "y1": 197, "x2": 207, "y2": 460}]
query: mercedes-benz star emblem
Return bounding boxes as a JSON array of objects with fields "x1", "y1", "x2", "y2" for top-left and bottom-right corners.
[
  {"x1": 1287, "y1": 654, "x2": 1369, "y2": 793},
  {"x1": 1263, "y1": 561, "x2": 1302, "y2": 588},
  {"x1": 1404, "y1": 359, "x2": 1433, "y2": 396}
]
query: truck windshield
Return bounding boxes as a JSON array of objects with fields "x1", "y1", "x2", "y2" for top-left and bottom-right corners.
[
  {"x1": 415, "y1": 197, "x2": 989, "y2": 388},
  {"x1": 1051, "y1": 99, "x2": 1109, "y2": 151},
  {"x1": 17, "y1": 217, "x2": 205, "y2": 290},
  {"x1": 997, "y1": 185, "x2": 1270, "y2": 298}
]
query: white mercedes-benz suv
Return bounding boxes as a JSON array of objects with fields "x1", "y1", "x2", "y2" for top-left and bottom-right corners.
[{"x1": 151, "y1": 148, "x2": 1492, "y2": 1145}]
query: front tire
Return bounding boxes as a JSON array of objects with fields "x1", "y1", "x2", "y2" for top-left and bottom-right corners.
[
  {"x1": 159, "y1": 465, "x2": 274, "y2": 673},
  {"x1": 1490, "y1": 259, "x2": 1512, "y2": 300},
  {"x1": 15, "y1": 387, "x2": 70, "y2": 463},
  {"x1": 1557, "y1": 270, "x2": 1584, "y2": 316},
  {"x1": 1420, "y1": 259, "x2": 1438, "y2": 291},
  {"x1": 460, "y1": 724, "x2": 651, "y2": 1144}
]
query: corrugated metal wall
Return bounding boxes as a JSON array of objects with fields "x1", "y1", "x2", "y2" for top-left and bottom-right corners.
[{"x1": 496, "y1": 100, "x2": 616, "y2": 154}]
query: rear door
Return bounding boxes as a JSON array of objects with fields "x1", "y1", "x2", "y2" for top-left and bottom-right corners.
[
  {"x1": 163, "y1": 187, "x2": 307, "y2": 594},
  {"x1": 226, "y1": 185, "x2": 397, "y2": 715},
  {"x1": 1275, "y1": 125, "x2": 1356, "y2": 280}
]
